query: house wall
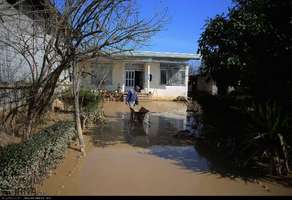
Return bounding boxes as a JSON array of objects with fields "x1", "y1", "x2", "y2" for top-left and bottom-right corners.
[
  {"x1": 112, "y1": 62, "x2": 124, "y2": 91},
  {"x1": 147, "y1": 62, "x2": 189, "y2": 100},
  {"x1": 0, "y1": 1, "x2": 34, "y2": 83},
  {"x1": 80, "y1": 59, "x2": 124, "y2": 92},
  {"x1": 81, "y1": 60, "x2": 189, "y2": 100},
  {"x1": 79, "y1": 61, "x2": 93, "y2": 89},
  {"x1": 0, "y1": 1, "x2": 67, "y2": 86}
]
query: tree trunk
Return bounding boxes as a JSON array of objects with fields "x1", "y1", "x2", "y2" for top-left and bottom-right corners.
[
  {"x1": 25, "y1": 94, "x2": 37, "y2": 139},
  {"x1": 25, "y1": 117, "x2": 33, "y2": 140},
  {"x1": 72, "y1": 60, "x2": 86, "y2": 156},
  {"x1": 278, "y1": 133, "x2": 290, "y2": 174}
]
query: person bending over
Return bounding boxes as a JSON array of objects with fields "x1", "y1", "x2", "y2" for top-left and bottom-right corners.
[{"x1": 126, "y1": 86, "x2": 140, "y2": 121}]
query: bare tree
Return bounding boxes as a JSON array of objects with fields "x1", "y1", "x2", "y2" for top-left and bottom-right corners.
[
  {"x1": 72, "y1": 58, "x2": 86, "y2": 154},
  {"x1": 0, "y1": 0, "x2": 166, "y2": 152}
]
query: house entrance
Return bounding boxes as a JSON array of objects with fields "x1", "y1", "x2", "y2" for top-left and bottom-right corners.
[{"x1": 125, "y1": 64, "x2": 144, "y2": 91}]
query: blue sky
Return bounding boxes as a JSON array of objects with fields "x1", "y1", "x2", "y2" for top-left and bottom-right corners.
[{"x1": 137, "y1": 0, "x2": 233, "y2": 54}]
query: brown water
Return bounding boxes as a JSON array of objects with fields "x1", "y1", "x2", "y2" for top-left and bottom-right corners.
[{"x1": 37, "y1": 101, "x2": 292, "y2": 195}]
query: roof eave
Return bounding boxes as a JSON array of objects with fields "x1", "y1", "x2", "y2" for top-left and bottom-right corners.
[{"x1": 113, "y1": 51, "x2": 201, "y2": 60}]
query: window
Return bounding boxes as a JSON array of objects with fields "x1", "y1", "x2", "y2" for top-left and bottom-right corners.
[
  {"x1": 160, "y1": 70, "x2": 167, "y2": 85},
  {"x1": 160, "y1": 63, "x2": 186, "y2": 86},
  {"x1": 91, "y1": 63, "x2": 113, "y2": 87}
]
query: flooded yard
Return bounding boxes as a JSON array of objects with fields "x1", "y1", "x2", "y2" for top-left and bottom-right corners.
[{"x1": 37, "y1": 101, "x2": 292, "y2": 195}]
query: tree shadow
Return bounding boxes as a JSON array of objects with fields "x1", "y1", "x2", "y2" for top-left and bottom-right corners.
[
  {"x1": 89, "y1": 110, "x2": 257, "y2": 182},
  {"x1": 144, "y1": 145, "x2": 210, "y2": 173},
  {"x1": 88, "y1": 108, "x2": 292, "y2": 187},
  {"x1": 140, "y1": 141, "x2": 262, "y2": 184},
  {"x1": 190, "y1": 141, "x2": 292, "y2": 188},
  {"x1": 262, "y1": 176, "x2": 292, "y2": 188}
]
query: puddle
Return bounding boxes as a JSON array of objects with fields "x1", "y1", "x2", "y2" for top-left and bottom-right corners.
[
  {"x1": 37, "y1": 101, "x2": 292, "y2": 195},
  {"x1": 92, "y1": 101, "x2": 200, "y2": 148}
]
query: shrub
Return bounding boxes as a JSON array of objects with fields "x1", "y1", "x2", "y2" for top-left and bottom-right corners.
[
  {"x1": 196, "y1": 93, "x2": 291, "y2": 176},
  {"x1": 79, "y1": 88, "x2": 102, "y2": 113},
  {"x1": 243, "y1": 101, "x2": 291, "y2": 175},
  {"x1": 60, "y1": 88, "x2": 102, "y2": 109},
  {"x1": 79, "y1": 89, "x2": 103, "y2": 128},
  {"x1": 0, "y1": 121, "x2": 75, "y2": 195}
]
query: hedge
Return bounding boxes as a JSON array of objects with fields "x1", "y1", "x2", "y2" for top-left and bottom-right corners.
[{"x1": 0, "y1": 121, "x2": 76, "y2": 195}]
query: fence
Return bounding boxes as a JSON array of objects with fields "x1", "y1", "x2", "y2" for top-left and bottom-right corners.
[{"x1": 0, "y1": 84, "x2": 30, "y2": 136}]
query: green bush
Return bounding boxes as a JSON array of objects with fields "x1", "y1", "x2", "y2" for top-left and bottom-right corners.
[
  {"x1": 79, "y1": 88, "x2": 102, "y2": 113},
  {"x1": 196, "y1": 93, "x2": 291, "y2": 176},
  {"x1": 243, "y1": 101, "x2": 291, "y2": 175},
  {"x1": 60, "y1": 88, "x2": 102, "y2": 111},
  {"x1": 79, "y1": 89, "x2": 103, "y2": 127},
  {"x1": 0, "y1": 121, "x2": 75, "y2": 195}
]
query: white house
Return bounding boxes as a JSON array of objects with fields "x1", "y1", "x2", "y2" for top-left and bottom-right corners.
[{"x1": 80, "y1": 51, "x2": 200, "y2": 100}]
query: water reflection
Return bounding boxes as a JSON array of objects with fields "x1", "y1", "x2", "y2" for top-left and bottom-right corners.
[
  {"x1": 122, "y1": 111, "x2": 190, "y2": 147},
  {"x1": 91, "y1": 103, "x2": 205, "y2": 148},
  {"x1": 90, "y1": 102, "x2": 210, "y2": 172}
]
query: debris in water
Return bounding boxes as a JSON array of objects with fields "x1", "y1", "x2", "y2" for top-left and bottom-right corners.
[{"x1": 130, "y1": 106, "x2": 149, "y2": 123}]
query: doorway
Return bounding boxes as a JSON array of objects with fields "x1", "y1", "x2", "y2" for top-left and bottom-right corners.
[
  {"x1": 125, "y1": 70, "x2": 144, "y2": 91},
  {"x1": 134, "y1": 71, "x2": 144, "y2": 90}
]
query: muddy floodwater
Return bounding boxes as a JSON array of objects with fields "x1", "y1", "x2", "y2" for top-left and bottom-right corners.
[{"x1": 37, "y1": 101, "x2": 292, "y2": 195}]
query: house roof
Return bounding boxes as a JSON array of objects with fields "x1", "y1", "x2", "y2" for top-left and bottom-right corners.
[
  {"x1": 117, "y1": 51, "x2": 201, "y2": 60},
  {"x1": 6, "y1": 0, "x2": 54, "y2": 20},
  {"x1": 82, "y1": 51, "x2": 201, "y2": 64},
  {"x1": 7, "y1": 0, "x2": 46, "y2": 10}
]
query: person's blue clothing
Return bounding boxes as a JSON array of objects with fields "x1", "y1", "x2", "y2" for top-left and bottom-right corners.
[{"x1": 126, "y1": 88, "x2": 139, "y2": 105}]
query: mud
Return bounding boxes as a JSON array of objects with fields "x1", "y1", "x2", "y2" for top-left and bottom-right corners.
[{"x1": 37, "y1": 101, "x2": 292, "y2": 195}]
